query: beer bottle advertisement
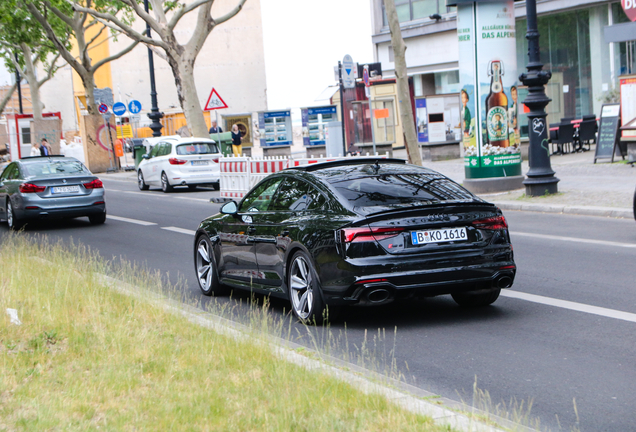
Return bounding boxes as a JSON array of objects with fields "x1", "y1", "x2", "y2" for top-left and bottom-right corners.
[{"x1": 458, "y1": 0, "x2": 521, "y2": 180}]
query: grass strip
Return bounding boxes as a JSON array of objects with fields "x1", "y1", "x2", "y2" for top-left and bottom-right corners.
[{"x1": 0, "y1": 234, "x2": 450, "y2": 431}]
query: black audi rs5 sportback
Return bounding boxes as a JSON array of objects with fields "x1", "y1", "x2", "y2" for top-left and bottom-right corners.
[{"x1": 194, "y1": 158, "x2": 516, "y2": 324}]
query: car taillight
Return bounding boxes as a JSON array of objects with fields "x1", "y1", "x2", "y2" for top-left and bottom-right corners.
[
  {"x1": 19, "y1": 183, "x2": 45, "y2": 193},
  {"x1": 472, "y1": 215, "x2": 508, "y2": 230},
  {"x1": 83, "y1": 179, "x2": 103, "y2": 189},
  {"x1": 169, "y1": 158, "x2": 187, "y2": 165},
  {"x1": 339, "y1": 227, "x2": 405, "y2": 243},
  {"x1": 212, "y1": 157, "x2": 219, "y2": 163}
]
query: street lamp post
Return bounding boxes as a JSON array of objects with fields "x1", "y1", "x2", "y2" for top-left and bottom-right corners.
[
  {"x1": 519, "y1": 0, "x2": 559, "y2": 196},
  {"x1": 144, "y1": 0, "x2": 163, "y2": 137}
]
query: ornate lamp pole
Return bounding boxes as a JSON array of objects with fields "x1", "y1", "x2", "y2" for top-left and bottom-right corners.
[
  {"x1": 519, "y1": 0, "x2": 559, "y2": 196},
  {"x1": 144, "y1": 0, "x2": 163, "y2": 137}
]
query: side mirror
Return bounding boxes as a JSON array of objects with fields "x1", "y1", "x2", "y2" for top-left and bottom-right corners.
[
  {"x1": 220, "y1": 201, "x2": 238, "y2": 215},
  {"x1": 142, "y1": 154, "x2": 150, "y2": 160}
]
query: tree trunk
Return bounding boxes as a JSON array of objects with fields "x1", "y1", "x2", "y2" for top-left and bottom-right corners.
[
  {"x1": 385, "y1": 0, "x2": 422, "y2": 166},
  {"x1": 169, "y1": 56, "x2": 208, "y2": 137},
  {"x1": 81, "y1": 72, "x2": 98, "y2": 115},
  {"x1": 20, "y1": 44, "x2": 43, "y2": 120}
]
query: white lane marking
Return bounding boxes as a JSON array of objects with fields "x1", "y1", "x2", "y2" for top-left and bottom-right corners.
[
  {"x1": 107, "y1": 215, "x2": 157, "y2": 226},
  {"x1": 175, "y1": 196, "x2": 211, "y2": 203},
  {"x1": 162, "y1": 226, "x2": 197, "y2": 235},
  {"x1": 511, "y1": 231, "x2": 636, "y2": 249},
  {"x1": 502, "y1": 290, "x2": 636, "y2": 324}
]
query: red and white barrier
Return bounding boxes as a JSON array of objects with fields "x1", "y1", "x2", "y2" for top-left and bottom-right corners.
[{"x1": 219, "y1": 153, "x2": 388, "y2": 199}]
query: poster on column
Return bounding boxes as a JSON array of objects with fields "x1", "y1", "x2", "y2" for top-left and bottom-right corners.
[{"x1": 460, "y1": 0, "x2": 521, "y2": 179}]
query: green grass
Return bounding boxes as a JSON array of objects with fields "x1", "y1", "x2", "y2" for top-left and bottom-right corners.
[{"x1": 0, "y1": 235, "x2": 450, "y2": 431}]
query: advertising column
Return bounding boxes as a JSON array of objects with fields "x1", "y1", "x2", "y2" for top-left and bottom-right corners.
[{"x1": 457, "y1": 0, "x2": 522, "y2": 191}]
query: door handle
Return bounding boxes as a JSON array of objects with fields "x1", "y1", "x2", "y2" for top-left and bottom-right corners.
[
  {"x1": 281, "y1": 229, "x2": 290, "y2": 237},
  {"x1": 247, "y1": 226, "x2": 256, "y2": 234}
]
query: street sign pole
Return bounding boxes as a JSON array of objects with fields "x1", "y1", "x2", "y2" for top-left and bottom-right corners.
[
  {"x1": 338, "y1": 61, "x2": 347, "y2": 156},
  {"x1": 215, "y1": 110, "x2": 220, "y2": 148},
  {"x1": 364, "y1": 65, "x2": 377, "y2": 155}
]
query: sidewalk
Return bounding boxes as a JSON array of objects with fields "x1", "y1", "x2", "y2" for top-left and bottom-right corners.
[{"x1": 108, "y1": 144, "x2": 636, "y2": 219}]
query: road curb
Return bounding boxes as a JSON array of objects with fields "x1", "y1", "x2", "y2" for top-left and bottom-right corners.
[
  {"x1": 97, "y1": 275, "x2": 536, "y2": 432},
  {"x1": 493, "y1": 200, "x2": 634, "y2": 219}
]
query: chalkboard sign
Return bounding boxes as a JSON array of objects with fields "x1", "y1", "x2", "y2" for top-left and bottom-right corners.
[{"x1": 594, "y1": 103, "x2": 621, "y2": 163}]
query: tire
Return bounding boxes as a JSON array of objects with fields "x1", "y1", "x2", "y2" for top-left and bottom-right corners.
[
  {"x1": 138, "y1": 170, "x2": 149, "y2": 190},
  {"x1": 161, "y1": 172, "x2": 173, "y2": 193},
  {"x1": 633, "y1": 186, "x2": 635, "y2": 222},
  {"x1": 188, "y1": 185, "x2": 197, "y2": 191},
  {"x1": 89, "y1": 211, "x2": 107, "y2": 225},
  {"x1": 288, "y1": 250, "x2": 330, "y2": 325},
  {"x1": 452, "y1": 288, "x2": 501, "y2": 307},
  {"x1": 6, "y1": 199, "x2": 23, "y2": 231},
  {"x1": 195, "y1": 234, "x2": 228, "y2": 296}
]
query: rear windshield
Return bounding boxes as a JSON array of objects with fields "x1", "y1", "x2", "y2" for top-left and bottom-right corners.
[
  {"x1": 176, "y1": 143, "x2": 218, "y2": 155},
  {"x1": 23, "y1": 160, "x2": 90, "y2": 177},
  {"x1": 331, "y1": 173, "x2": 474, "y2": 212}
]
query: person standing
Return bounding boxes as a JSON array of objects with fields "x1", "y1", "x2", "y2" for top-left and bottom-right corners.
[
  {"x1": 30, "y1": 142, "x2": 40, "y2": 157},
  {"x1": 209, "y1": 121, "x2": 222, "y2": 134},
  {"x1": 231, "y1": 124, "x2": 243, "y2": 157},
  {"x1": 40, "y1": 138, "x2": 52, "y2": 156}
]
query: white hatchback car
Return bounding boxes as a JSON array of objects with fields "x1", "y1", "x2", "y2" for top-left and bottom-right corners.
[{"x1": 137, "y1": 137, "x2": 221, "y2": 192}]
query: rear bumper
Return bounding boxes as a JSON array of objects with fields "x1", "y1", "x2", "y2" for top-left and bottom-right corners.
[
  {"x1": 321, "y1": 259, "x2": 516, "y2": 306},
  {"x1": 169, "y1": 170, "x2": 219, "y2": 185},
  {"x1": 18, "y1": 203, "x2": 106, "y2": 220}
]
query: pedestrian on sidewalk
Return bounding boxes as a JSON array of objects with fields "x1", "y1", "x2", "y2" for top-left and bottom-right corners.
[
  {"x1": 30, "y1": 142, "x2": 40, "y2": 157},
  {"x1": 40, "y1": 138, "x2": 52, "y2": 156},
  {"x1": 231, "y1": 124, "x2": 242, "y2": 157},
  {"x1": 209, "y1": 121, "x2": 222, "y2": 134}
]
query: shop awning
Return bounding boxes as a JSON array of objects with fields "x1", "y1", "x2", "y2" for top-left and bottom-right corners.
[
  {"x1": 314, "y1": 85, "x2": 339, "y2": 103},
  {"x1": 604, "y1": 21, "x2": 636, "y2": 44}
]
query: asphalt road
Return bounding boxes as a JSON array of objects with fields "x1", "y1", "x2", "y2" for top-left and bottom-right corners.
[{"x1": 2, "y1": 176, "x2": 635, "y2": 432}]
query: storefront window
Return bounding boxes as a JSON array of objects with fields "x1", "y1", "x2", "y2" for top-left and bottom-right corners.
[
  {"x1": 516, "y1": 9, "x2": 593, "y2": 125},
  {"x1": 611, "y1": 3, "x2": 636, "y2": 77},
  {"x1": 373, "y1": 99, "x2": 396, "y2": 143},
  {"x1": 434, "y1": 70, "x2": 461, "y2": 94},
  {"x1": 382, "y1": 0, "x2": 455, "y2": 25}
]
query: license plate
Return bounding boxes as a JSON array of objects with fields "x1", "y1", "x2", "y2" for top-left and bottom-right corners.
[
  {"x1": 52, "y1": 185, "x2": 80, "y2": 194},
  {"x1": 411, "y1": 227, "x2": 467, "y2": 245},
  {"x1": 191, "y1": 160, "x2": 209, "y2": 166}
]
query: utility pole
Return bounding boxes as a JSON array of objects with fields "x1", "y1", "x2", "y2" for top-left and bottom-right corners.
[{"x1": 519, "y1": 0, "x2": 559, "y2": 196}]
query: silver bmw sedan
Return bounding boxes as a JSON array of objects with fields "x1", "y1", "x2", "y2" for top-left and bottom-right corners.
[{"x1": 0, "y1": 156, "x2": 106, "y2": 230}]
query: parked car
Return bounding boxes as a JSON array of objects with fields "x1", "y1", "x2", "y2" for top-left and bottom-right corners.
[
  {"x1": 0, "y1": 156, "x2": 106, "y2": 230},
  {"x1": 137, "y1": 137, "x2": 221, "y2": 192},
  {"x1": 194, "y1": 158, "x2": 516, "y2": 324}
]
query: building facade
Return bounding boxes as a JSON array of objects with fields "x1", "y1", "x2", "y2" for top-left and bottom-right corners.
[{"x1": 370, "y1": 0, "x2": 634, "y2": 146}]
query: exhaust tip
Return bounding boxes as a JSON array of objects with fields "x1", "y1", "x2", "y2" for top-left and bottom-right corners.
[
  {"x1": 367, "y1": 289, "x2": 391, "y2": 303},
  {"x1": 497, "y1": 276, "x2": 513, "y2": 289}
]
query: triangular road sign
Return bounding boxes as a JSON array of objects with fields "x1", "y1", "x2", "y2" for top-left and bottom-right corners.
[{"x1": 204, "y1": 88, "x2": 228, "y2": 111}]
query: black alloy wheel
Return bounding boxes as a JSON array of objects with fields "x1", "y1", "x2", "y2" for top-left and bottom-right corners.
[
  {"x1": 288, "y1": 251, "x2": 329, "y2": 325},
  {"x1": 451, "y1": 289, "x2": 501, "y2": 307},
  {"x1": 161, "y1": 172, "x2": 173, "y2": 193},
  {"x1": 138, "y1": 170, "x2": 149, "y2": 190},
  {"x1": 195, "y1": 235, "x2": 228, "y2": 296},
  {"x1": 6, "y1": 200, "x2": 22, "y2": 231}
]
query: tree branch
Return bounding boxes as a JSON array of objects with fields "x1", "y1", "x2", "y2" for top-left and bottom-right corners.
[
  {"x1": 70, "y1": 2, "x2": 170, "y2": 51},
  {"x1": 83, "y1": 23, "x2": 107, "y2": 58},
  {"x1": 149, "y1": 0, "x2": 168, "y2": 26},
  {"x1": 168, "y1": 0, "x2": 214, "y2": 30},
  {"x1": 214, "y1": 0, "x2": 247, "y2": 25},
  {"x1": 37, "y1": 52, "x2": 64, "y2": 87},
  {"x1": 0, "y1": 82, "x2": 18, "y2": 115},
  {"x1": 93, "y1": 38, "x2": 140, "y2": 71}
]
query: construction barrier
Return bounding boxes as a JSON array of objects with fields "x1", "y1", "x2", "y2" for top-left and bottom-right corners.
[{"x1": 219, "y1": 153, "x2": 389, "y2": 199}]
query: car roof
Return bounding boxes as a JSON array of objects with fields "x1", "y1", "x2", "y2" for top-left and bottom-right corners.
[
  {"x1": 171, "y1": 137, "x2": 217, "y2": 145},
  {"x1": 142, "y1": 135, "x2": 180, "y2": 145},
  {"x1": 287, "y1": 157, "x2": 407, "y2": 172}
]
